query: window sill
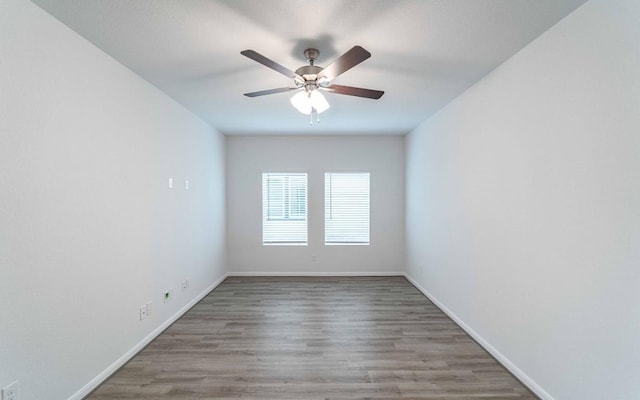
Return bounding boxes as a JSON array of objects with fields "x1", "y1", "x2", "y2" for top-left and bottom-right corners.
[
  {"x1": 263, "y1": 242, "x2": 308, "y2": 246},
  {"x1": 325, "y1": 242, "x2": 370, "y2": 246}
]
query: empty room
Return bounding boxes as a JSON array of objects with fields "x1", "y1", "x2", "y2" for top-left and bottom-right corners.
[{"x1": 1, "y1": 0, "x2": 638, "y2": 399}]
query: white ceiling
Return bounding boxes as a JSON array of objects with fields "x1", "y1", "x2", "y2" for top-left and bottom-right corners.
[{"x1": 31, "y1": 0, "x2": 586, "y2": 135}]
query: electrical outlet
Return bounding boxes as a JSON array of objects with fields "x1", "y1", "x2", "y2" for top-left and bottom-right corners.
[
  {"x1": 146, "y1": 301, "x2": 153, "y2": 316},
  {"x1": 164, "y1": 289, "x2": 172, "y2": 303},
  {"x1": 2, "y1": 380, "x2": 19, "y2": 400},
  {"x1": 181, "y1": 279, "x2": 189, "y2": 290},
  {"x1": 139, "y1": 304, "x2": 148, "y2": 320}
]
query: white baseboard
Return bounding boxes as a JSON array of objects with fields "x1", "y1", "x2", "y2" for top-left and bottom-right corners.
[
  {"x1": 403, "y1": 273, "x2": 553, "y2": 400},
  {"x1": 228, "y1": 271, "x2": 404, "y2": 277},
  {"x1": 70, "y1": 272, "x2": 549, "y2": 400},
  {"x1": 69, "y1": 272, "x2": 229, "y2": 400}
]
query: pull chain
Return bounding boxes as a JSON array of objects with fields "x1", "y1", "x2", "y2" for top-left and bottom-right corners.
[{"x1": 308, "y1": 108, "x2": 321, "y2": 125}]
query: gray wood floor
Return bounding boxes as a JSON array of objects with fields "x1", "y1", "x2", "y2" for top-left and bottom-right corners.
[{"x1": 87, "y1": 276, "x2": 537, "y2": 399}]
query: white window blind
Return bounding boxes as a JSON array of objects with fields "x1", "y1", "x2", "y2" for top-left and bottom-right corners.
[
  {"x1": 262, "y1": 173, "x2": 307, "y2": 244},
  {"x1": 325, "y1": 172, "x2": 370, "y2": 244}
]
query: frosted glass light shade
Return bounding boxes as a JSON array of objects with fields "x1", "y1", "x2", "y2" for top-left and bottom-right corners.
[
  {"x1": 310, "y1": 90, "x2": 330, "y2": 113},
  {"x1": 290, "y1": 91, "x2": 312, "y2": 114},
  {"x1": 290, "y1": 90, "x2": 330, "y2": 115}
]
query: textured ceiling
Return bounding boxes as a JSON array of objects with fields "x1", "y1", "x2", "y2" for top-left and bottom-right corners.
[{"x1": 31, "y1": 0, "x2": 586, "y2": 135}]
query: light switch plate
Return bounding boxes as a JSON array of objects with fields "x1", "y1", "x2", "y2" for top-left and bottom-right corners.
[{"x1": 139, "y1": 304, "x2": 148, "y2": 320}]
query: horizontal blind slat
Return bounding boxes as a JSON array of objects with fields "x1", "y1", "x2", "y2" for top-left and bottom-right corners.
[
  {"x1": 263, "y1": 173, "x2": 308, "y2": 244},
  {"x1": 325, "y1": 172, "x2": 370, "y2": 244}
]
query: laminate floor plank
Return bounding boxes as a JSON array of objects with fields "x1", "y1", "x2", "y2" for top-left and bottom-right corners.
[{"x1": 86, "y1": 277, "x2": 537, "y2": 399}]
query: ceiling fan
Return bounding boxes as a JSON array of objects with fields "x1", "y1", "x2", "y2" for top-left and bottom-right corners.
[{"x1": 241, "y1": 46, "x2": 384, "y2": 120}]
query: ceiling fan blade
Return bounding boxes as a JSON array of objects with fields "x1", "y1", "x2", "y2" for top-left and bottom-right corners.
[
  {"x1": 318, "y1": 46, "x2": 371, "y2": 81},
  {"x1": 324, "y1": 84, "x2": 384, "y2": 99},
  {"x1": 241, "y1": 50, "x2": 300, "y2": 79},
  {"x1": 243, "y1": 87, "x2": 299, "y2": 97}
]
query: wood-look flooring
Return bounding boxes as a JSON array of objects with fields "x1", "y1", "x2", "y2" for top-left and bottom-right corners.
[{"x1": 87, "y1": 276, "x2": 537, "y2": 399}]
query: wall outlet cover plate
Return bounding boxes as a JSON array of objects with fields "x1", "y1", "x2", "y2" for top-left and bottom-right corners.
[{"x1": 2, "y1": 380, "x2": 19, "y2": 400}]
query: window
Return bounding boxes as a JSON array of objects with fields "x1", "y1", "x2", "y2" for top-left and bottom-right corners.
[
  {"x1": 262, "y1": 173, "x2": 307, "y2": 244},
  {"x1": 325, "y1": 172, "x2": 370, "y2": 244}
]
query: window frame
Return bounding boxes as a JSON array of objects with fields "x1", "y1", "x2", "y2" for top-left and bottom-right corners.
[
  {"x1": 324, "y1": 171, "x2": 371, "y2": 246},
  {"x1": 262, "y1": 172, "x2": 308, "y2": 246}
]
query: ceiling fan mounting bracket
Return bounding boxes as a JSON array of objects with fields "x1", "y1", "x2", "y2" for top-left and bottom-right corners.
[{"x1": 304, "y1": 48, "x2": 320, "y2": 65}]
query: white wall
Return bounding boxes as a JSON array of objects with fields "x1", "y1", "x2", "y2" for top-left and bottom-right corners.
[
  {"x1": 405, "y1": 1, "x2": 640, "y2": 399},
  {"x1": 227, "y1": 135, "x2": 404, "y2": 275},
  {"x1": 0, "y1": 1, "x2": 226, "y2": 399}
]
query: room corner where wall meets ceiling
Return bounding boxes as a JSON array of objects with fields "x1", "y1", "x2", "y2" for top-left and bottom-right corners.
[
  {"x1": 29, "y1": 0, "x2": 587, "y2": 136},
  {"x1": 0, "y1": 1, "x2": 227, "y2": 399},
  {"x1": 405, "y1": 0, "x2": 640, "y2": 399},
  {"x1": 225, "y1": 134, "x2": 405, "y2": 275}
]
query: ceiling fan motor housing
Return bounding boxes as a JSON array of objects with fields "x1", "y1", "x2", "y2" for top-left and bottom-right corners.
[
  {"x1": 295, "y1": 49, "x2": 325, "y2": 91},
  {"x1": 295, "y1": 65, "x2": 324, "y2": 91}
]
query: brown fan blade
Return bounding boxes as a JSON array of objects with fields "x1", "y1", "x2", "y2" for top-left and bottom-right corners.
[
  {"x1": 318, "y1": 46, "x2": 371, "y2": 81},
  {"x1": 324, "y1": 84, "x2": 384, "y2": 99},
  {"x1": 243, "y1": 87, "x2": 299, "y2": 97},
  {"x1": 241, "y1": 50, "x2": 300, "y2": 79}
]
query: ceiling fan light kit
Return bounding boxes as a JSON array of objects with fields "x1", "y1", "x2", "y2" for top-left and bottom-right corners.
[
  {"x1": 290, "y1": 89, "x2": 330, "y2": 115},
  {"x1": 241, "y1": 46, "x2": 384, "y2": 123}
]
